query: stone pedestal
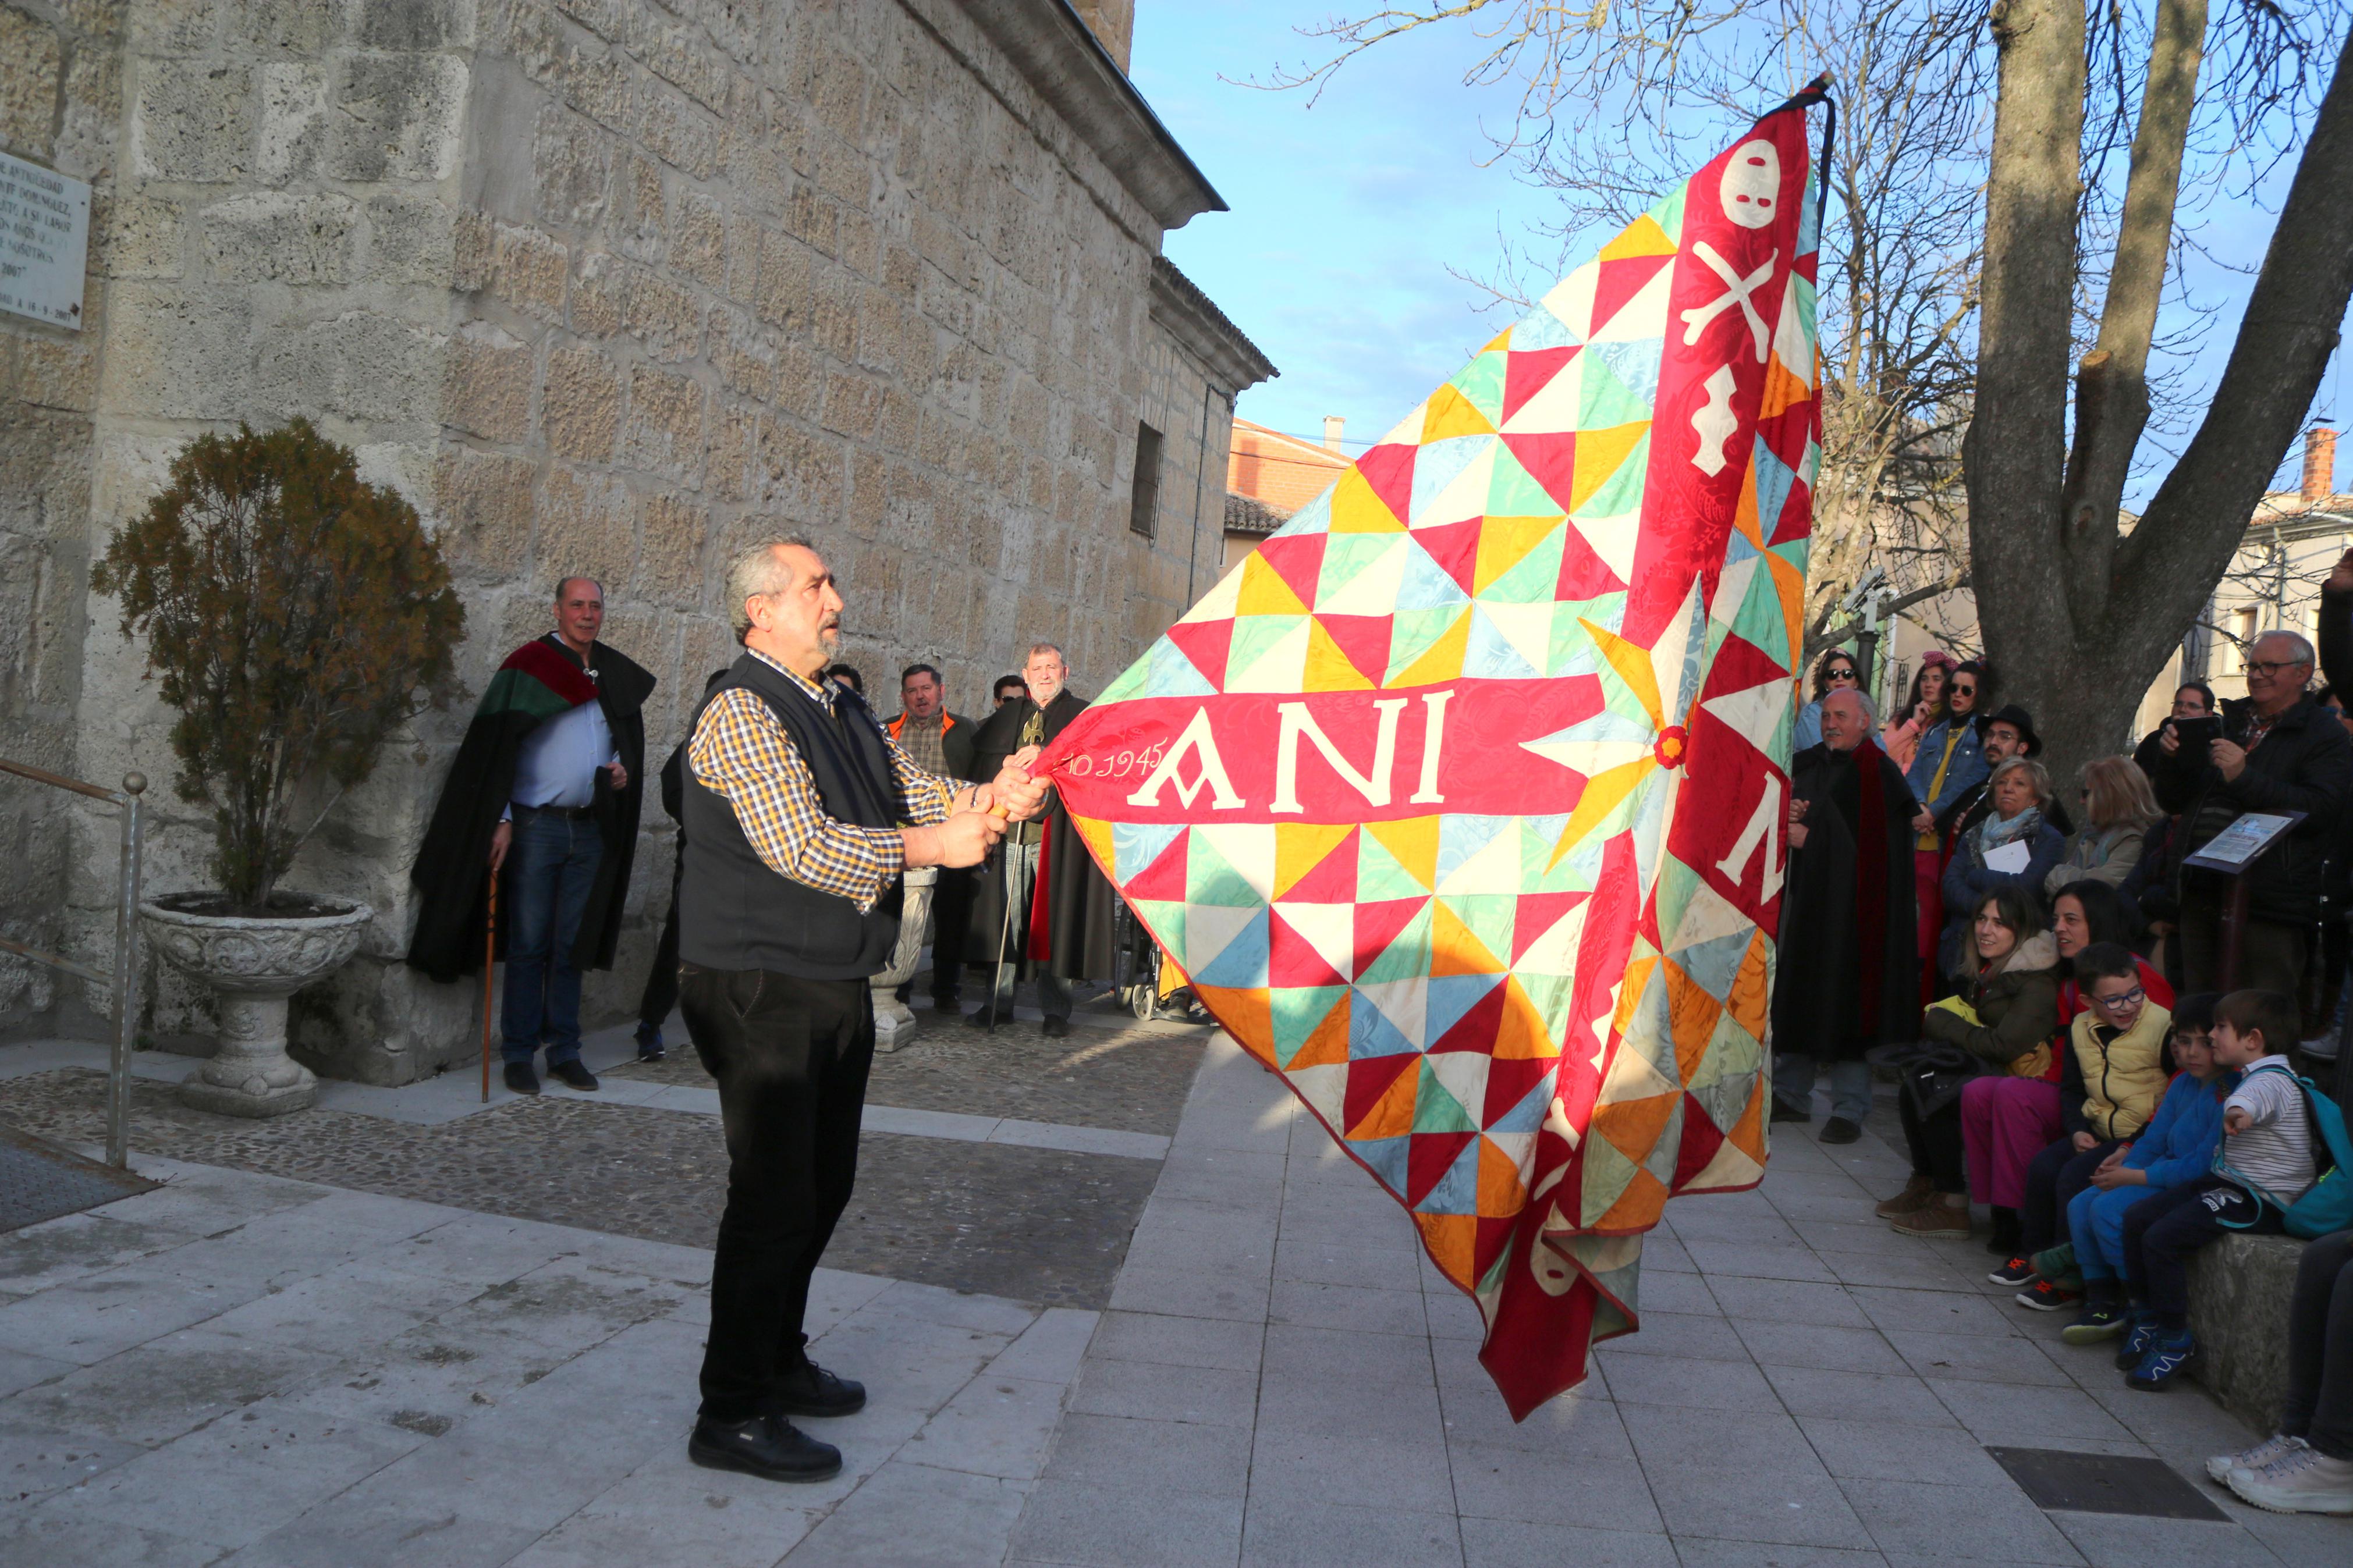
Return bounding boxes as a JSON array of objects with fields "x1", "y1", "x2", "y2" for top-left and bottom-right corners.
[
  {"x1": 140, "y1": 897, "x2": 374, "y2": 1118},
  {"x1": 873, "y1": 867, "x2": 938, "y2": 1054}
]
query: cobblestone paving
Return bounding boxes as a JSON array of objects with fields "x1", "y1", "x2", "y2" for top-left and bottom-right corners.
[
  {"x1": 615, "y1": 1010, "x2": 1208, "y2": 1136},
  {"x1": 0, "y1": 1071, "x2": 1158, "y2": 1306}
]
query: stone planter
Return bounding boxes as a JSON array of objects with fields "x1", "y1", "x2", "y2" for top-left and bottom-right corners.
[
  {"x1": 872, "y1": 866, "x2": 938, "y2": 1054},
  {"x1": 140, "y1": 895, "x2": 374, "y2": 1118}
]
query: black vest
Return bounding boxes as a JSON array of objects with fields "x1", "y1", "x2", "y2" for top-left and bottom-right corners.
[{"x1": 679, "y1": 654, "x2": 903, "y2": 978}]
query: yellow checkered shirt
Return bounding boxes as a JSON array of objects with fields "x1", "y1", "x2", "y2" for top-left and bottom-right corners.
[{"x1": 687, "y1": 649, "x2": 961, "y2": 912}]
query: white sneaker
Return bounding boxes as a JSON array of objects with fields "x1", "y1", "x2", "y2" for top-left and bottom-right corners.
[
  {"x1": 2228, "y1": 1446, "x2": 2353, "y2": 1514},
  {"x1": 2208, "y1": 1432, "x2": 2303, "y2": 1483}
]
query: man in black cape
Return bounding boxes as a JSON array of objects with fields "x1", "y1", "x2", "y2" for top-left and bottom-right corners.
[
  {"x1": 1772, "y1": 687, "x2": 1920, "y2": 1143},
  {"x1": 963, "y1": 642, "x2": 1117, "y2": 1036},
  {"x1": 407, "y1": 578, "x2": 654, "y2": 1091}
]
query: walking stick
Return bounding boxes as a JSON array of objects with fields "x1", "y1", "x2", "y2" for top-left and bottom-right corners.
[
  {"x1": 481, "y1": 873, "x2": 497, "y2": 1103},
  {"x1": 989, "y1": 841, "x2": 1018, "y2": 1035}
]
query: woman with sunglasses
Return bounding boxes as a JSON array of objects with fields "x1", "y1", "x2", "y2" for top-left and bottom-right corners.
[{"x1": 1792, "y1": 648, "x2": 1862, "y2": 753}]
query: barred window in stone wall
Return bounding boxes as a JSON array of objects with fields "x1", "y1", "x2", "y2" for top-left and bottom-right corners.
[{"x1": 1130, "y1": 422, "x2": 1163, "y2": 538}]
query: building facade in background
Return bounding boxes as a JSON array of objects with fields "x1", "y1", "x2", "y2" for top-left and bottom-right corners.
[
  {"x1": 1222, "y1": 414, "x2": 1347, "y2": 573},
  {"x1": 2161, "y1": 424, "x2": 2349, "y2": 723},
  {"x1": 0, "y1": 0, "x2": 1270, "y2": 1080}
]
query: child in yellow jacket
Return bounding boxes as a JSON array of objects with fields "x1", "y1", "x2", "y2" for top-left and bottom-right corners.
[{"x1": 1994, "y1": 943, "x2": 2172, "y2": 1309}]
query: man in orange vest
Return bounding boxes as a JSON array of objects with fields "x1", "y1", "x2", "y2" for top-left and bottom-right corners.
[{"x1": 888, "y1": 664, "x2": 978, "y2": 1011}]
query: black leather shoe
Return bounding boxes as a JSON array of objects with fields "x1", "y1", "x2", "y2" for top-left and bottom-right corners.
[
  {"x1": 1768, "y1": 1103, "x2": 1809, "y2": 1124},
  {"x1": 548, "y1": 1059, "x2": 599, "y2": 1091},
  {"x1": 687, "y1": 1414, "x2": 842, "y2": 1483},
  {"x1": 772, "y1": 1359, "x2": 866, "y2": 1418},
  {"x1": 1819, "y1": 1116, "x2": 1862, "y2": 1144},
  {"x1": 503, "y1": 1062, "x2": 540, "y2": 1096},
  {"x1": 1041, "y1": 1016, "x2": 1070, "y2": 1039},
  {"x1": 964, "y1": 1007, "x2": 1006, "y2": 1029}
]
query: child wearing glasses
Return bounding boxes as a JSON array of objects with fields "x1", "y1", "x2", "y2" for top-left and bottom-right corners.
[
  {"x1": 2115, "y1": 989, "x2": 2316, "y2": 1389},
  {"x1": 2054, "y1": 994, "x2": 2224, "y2": 1343},
  {"x1": 1990, "y1": 944, "x2": 2173, "y2": 1309}
]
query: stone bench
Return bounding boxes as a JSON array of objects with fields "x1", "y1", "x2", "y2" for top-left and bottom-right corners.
[{"x1": 2187, "y1": 1231, "x2": 2306, "y2": 1430}]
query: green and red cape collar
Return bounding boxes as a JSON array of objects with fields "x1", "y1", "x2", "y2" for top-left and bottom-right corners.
[{"x1": 477, "y1": 635, "x2": 599, "y2": 720}]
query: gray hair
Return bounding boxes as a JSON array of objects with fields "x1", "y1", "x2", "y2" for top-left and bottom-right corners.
[
  {"x1": 725, "y1": 536, "x2": 817, "y2": 638},
  {"x1": 1989, "y1": 753, "x2": 2054, "y2": 804},
  {"x1": 1025, "y1": 641, "x2": 1067, "y2": 666},
  {"x1": 2252, "y1": 628, "x2": 2316, "y2": 668},
  {"x1": 1822, "y1": 686, "x2": 1877, "y2": 725},
  {"x1": 553, "y1": 575, "x2": 604, "y2": 601}
]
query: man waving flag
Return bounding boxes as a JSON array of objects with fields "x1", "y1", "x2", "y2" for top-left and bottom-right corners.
[{"x1": 1045, "y1": 86, "x2": 1830, "y2": 1417}]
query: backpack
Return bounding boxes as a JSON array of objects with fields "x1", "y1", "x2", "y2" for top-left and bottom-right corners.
[{"x1": 2216, "y1": 1064, "x2": 2353, "y2": 1240}]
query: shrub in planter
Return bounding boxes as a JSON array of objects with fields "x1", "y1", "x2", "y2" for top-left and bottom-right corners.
[{"x1": 94, "y1": 419, "x2": 464, "y2": 1114}]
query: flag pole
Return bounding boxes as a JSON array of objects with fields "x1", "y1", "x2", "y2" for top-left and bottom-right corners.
[{"x1": 481, "y1": 875, "x2": 496, "y2": 1103}]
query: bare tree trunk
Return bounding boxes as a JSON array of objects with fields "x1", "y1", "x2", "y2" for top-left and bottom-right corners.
[
  {"x1": 1969, "y1": 14, "x2": 2353, "y2": 794},
  {"x1": 1962, "y1": 0, "x2": 2086, "y2": 726},
  {"x1": 2059, "y1": 0, "x2": 2206, "y2": 570}
]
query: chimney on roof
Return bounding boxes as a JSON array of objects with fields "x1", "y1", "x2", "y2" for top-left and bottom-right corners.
[
  {"x1": 2302, "y1": 424, "x2": 2337, "y2": 505},
  {"x1": 1323, "y1": 415, "x2": 1345, "y2": 454}
]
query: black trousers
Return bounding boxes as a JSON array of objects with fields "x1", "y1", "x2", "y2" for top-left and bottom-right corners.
[
  {"x1": 1897, "y1": 1090, "x2": 1966, "y2": 1193},
  {"x1": 679, "y1": 966, "x2": 874, "y2": 1423},
  {"x1": 2283, "y1": 1229, "x2": 2353, "y2": 1461},
  {"x1": 2120, "y1": 1174, "x2": 2281, "y2": 1323},
  {"x1": 2020, "y1": 1137, "x2": 2122, "y2": 1256}
]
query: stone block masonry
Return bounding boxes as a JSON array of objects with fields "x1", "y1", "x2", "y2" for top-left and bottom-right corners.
[{"x1": 5, "y1": 0, "x2": 1270, "y2": 1083}]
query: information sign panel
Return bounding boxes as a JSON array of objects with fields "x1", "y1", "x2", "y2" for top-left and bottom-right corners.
[{"x1": 0, "y1": 151, "x2": 90, "y2": 330}]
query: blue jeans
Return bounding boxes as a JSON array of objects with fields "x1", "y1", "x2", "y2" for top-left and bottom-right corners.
[
  {"x1": 1772, "y1": 1054, "x2": 1872, "y2": 1123},
  {"x1": 503, "y1": 809, "x2": 602, "y2": 1065}
]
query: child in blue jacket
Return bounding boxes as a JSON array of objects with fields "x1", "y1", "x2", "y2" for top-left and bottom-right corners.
[{"x1": 2059, "y1": 994, "x2": 2226, "y2": 1346}]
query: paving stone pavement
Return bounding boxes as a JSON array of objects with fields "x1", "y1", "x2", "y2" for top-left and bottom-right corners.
[
  {"x1": 1006, "y1": 1037, "x2": 2353, "y2": 1568},
  {"x1": 0, "y1": 1154, "x2": 1096, "y2": 1566},
  {"x1": 0, "y1": 993, "x2": 1202, "y2": 1309},
  {"x1": 4, "y1": 1026, "x2": 2348, "y2": 1565},
  {"x1": 613, "y1": 1004, "x2": 1207, "y2": 1137}
]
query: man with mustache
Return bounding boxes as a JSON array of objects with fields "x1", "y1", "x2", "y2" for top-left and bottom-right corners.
[{"x1": 675, "y1": 538, "x2": 1048, "y2": 1484}]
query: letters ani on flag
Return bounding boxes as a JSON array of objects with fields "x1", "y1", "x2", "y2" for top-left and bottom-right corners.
[{"x1": 1038, "y1": 91, "x2": 1827, "y2": 1417}]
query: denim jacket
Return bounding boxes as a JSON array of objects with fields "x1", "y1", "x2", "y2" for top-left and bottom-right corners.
[{"x1": 1905, "y1": 716, "x2": 1988, "y2": 823}]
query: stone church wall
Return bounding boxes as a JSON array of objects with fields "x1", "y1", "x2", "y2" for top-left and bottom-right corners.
[
  {"x1": 0, "y1": 0, "x2": 130, "y2": 1037},
  {"x1": 2, "y1": 0, "x2": 1263, "y2": 1082}
]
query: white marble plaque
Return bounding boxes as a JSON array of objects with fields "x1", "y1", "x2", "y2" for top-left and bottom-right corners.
[{"x1": 0, "y1": 151, "x2": 90, "y2": 330}]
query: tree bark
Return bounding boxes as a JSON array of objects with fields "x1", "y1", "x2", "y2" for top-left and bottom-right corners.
[
  {"x1": 1971, "y1": 19, "x2": 2353, "y2": 797},
  {"x1": 1963, "y1": 0, "x2": 2088, "y2": 730},
  {"x1": 2057, "y1": 0, "x2": 2206, "y2": 619}
]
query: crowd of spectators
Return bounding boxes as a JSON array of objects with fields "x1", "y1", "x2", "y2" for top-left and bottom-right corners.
[{"x1": 1773, "y1": 549, "x2": 2353, "y2": 1516}]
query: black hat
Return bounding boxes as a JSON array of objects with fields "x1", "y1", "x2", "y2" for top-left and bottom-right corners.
[{"x1": 1980, "y1": 704, "x2": 2043, "y2": 757}]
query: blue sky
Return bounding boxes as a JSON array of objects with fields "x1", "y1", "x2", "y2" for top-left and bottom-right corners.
[{"x1": 1131, "y1": 2, "x2": 2351, "y2": 500}]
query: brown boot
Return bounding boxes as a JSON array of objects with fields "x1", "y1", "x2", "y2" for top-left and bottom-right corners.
[
  {"x1": 1873, "y1": 1174, "x2": 1935, "y2": 1219},
  {"x1": 1890, "y1": 1194, "x2": 1971, "y2": 1239}
]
